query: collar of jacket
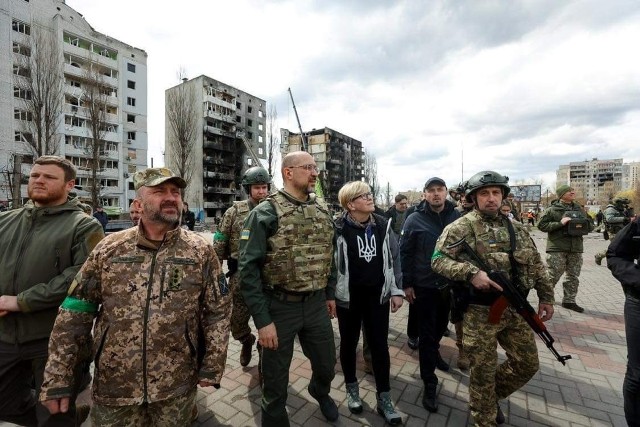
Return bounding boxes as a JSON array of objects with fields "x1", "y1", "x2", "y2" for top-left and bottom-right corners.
[
  {"x1": 420, "y1": 199, "x2": 456, "y2": 216},
  {"x1": 23, "y1": 196, "x2": 82, "y2": 216},
  {"x1": 136, "y1": 223, "x2": 181, "y2": 250},
  {"x1": 278, "y1": 189, "x2": 315, "y2": 205},
  {"x1": 471, "y1": 209, "x2": 504, "y2": 224},
  {"x1": 335, "y1": 211, "x2": 388, "y2": 234}
]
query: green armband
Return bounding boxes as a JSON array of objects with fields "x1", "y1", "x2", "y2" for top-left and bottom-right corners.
[
  {"x1": 213, "y1": 230, "x2": 227, "y2": 242},
  {"x1": 61, "y1": 296, "x2": 98, "y2": 313}
]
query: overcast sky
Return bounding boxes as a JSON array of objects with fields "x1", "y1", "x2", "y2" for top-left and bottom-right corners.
[{"x1": 67, "y1": 0, "x2": 640, "y2": 194}]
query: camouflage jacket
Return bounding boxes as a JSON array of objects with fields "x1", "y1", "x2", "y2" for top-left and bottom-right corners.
[
  {"x1": 0, "y1": 197, "x2": 104, "y2": 344},
  {"x1": 431, "y1": 210, "x2": 554, "y2": 305},
  {"x1": 213, "y1": 199, "x2": 257, "y2": 262},
  {"x1": 603, "y1": 204, "x2": 627, "y2": 233},
  {"x1": 537, "y1": 200, "x2": 593, "y2": 253},
  {"x1": 40, "y1": 225, "x2": 231, "y2": 406}
]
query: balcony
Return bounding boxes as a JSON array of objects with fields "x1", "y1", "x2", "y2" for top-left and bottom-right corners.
[
  {"x1": 203, "y1": 141, "x2": 234, "y2": 152},
  {"x1": 203, "y1": 156, "x2": 226, "y2": 166},
  {"x1": 204, "y1": 171, "x2": 234, "y2": 180},
  {"x1": 203, "y1": 201, "x2": 229, "y2": 209},
  {"x1": 204, "y1": 186, "x2": 236, "y2": 195},
  {"x1": 203, "y1": 94, "x2": 236, "y2": 111},
  {"x1": 205, "y1": 110, "x2": 236, "y2": 124},
  {"x1": 203, "y1": 125, "x2": 236, "y2": 139}
]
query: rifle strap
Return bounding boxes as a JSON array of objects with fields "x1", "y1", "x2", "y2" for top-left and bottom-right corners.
[{"x1": 505, "y1": 218, "x2": 520, "y2": 284}]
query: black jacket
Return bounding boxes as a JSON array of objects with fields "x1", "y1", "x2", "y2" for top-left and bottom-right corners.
[
  {"x1": 607, "y1": 217, "x2": 640, "y2": 299},
  {"x1": 400, "y1": 200, "x2": 460, "y2": 289}
]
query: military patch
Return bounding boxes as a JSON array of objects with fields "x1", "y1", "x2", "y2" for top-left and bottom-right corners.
[
  {"x1": 168, "y1": 267, "x2": 183, "y2": 291},
  {"x1": 218, "y1": 273, "x2": 229, "y2": 296},
  {"x1": 166, "y1": 257, "x2": 196, "y2": 265},
  {"x1": 240, "y1": 229, "x2": 250, "y2": 240},
  {"x1": 112, "y1": 256, "x2": 145, "y2": 263}
]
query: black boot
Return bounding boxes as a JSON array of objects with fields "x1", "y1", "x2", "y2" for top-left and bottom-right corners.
[{"x1": 422, "y1": 382, "x2": 438, "y2": 413}]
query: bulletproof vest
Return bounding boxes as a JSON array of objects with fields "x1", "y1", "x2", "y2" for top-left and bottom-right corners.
[
  {"x1": 261, "y1": 192, "x2": 334, "y2": 292},
  {"x1": 229, "y1": 201, "x2": 251, "y2": 259}
]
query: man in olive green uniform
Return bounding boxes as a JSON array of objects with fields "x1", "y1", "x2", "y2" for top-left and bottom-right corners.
[
  {"x1": 432, "y1": 171, "x2": 555, "y2": 427},
  {"x1": 40, "y1": 168, "x2": 231, "y2": 426},
  {"x1": 538, "y1": 185, "x2": 593, "y2": 312},
  {"x1": 239, "y1": 151, "x2": 338, "y2": 426},
  {"x1": 594, "y1": 198, "x2": 631, "y2": 266},
  {"x1": 0, "y1": 156, "x2": 104, "y2": 426},
  {"x1": 213, "y1": 166, "x2": 271, "y2": 367}
]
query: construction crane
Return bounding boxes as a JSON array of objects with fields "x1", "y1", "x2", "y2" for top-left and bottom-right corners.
[
  {"x1": 287, "y1": 87, "x2": 308, "y2": 152},
  {"x1": 236, "y1": 130, "x2": 262, "y2": 166}
]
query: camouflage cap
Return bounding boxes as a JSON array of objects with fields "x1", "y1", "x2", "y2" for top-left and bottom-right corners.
[{"x1": 133, "y1": 167, "x2": 186, "y2": 191}]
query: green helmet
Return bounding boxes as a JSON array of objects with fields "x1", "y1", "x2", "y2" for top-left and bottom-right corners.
[
  {"x1": 241, "y1": 166, "x2": 272, "y2": 191},
  {"x1": 464, "y1": 171, "x2": 510, "y2": 202},
  {"x1": 613, "y1": 197, "x2": 630, "y2": 206}
]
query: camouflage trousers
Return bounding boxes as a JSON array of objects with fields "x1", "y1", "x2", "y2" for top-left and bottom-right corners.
[
  {"x1": 91, "y1": 388, "x2": 196, "y2": 427},
  {"x1": 229, "y1": 273, "x2": 252, "y2": 341},
  {"x1": 595, "y1": 231, "x2": 618, "y2": 262},
  {"x1": 546, "y1": 252, "x2": 583, "y2": 303},
  {"x1": 464, "y1": 305, "x2": 539, "y2": 427}
]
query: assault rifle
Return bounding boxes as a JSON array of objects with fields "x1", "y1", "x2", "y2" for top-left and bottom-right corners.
[{"x1": 447, "y1": 238, "x2": 572, "y2": 365}]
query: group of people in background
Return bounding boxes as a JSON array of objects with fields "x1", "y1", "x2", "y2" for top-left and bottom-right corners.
[{"x1": 0, "y1": 153, "x2": 638, "y2": 427}]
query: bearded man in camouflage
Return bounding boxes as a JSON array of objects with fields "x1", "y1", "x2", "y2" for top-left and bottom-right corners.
[
  {"x1": 431, "y1": 171, "x2": 555, "y2": 427},
  {"x1": 213, "y1": 166, "x2": 272, "y2": 368},
  {"x1": 239, "y1": 151, "x2": 338, "y2": 426},
  {"x1": 40, "y1": 167, "x2": 231, "y2": 426}
]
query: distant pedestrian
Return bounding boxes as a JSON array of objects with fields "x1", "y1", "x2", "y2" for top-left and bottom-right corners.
[
  {"x1": 181, "y1": 202, "x2": 196, "y2": 231},
  {"x1": 93, "y1": 205, "x2": 109, "y2": 231}
]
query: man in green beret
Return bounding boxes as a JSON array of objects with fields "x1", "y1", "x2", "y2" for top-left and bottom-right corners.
[{"x1": 538, "y1": 185, "x2": 593, "y2": 312}]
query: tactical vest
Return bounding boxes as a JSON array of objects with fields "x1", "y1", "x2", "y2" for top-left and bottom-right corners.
[
  {"x1": 604, "y1": 206, "x2": 625, "y2": 234},
  {"x1": 261, "y1": 192, "x2": 334, "y2": 292},
  {"x1": 229, "y1": 201, "x2": 251, "y2": 259}
]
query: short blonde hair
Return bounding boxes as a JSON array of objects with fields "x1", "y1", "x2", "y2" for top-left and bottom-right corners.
[{"x1": 338, "y1": 181, "x2": 371, "y2": 210}]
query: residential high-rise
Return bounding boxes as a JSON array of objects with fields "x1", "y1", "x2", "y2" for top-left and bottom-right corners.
[
  {"x1": 164, "y1": 75, "x2": 266, "y2": 222},
  {"x1": 0, "y1": 0, "x2": 148, "y2": 213},
  {"x1": 556, "y1": 158, "x2": 623, "y2": 205},
  {"x1": 280, "y1": 127, "x2": 364, "y2": 211}
]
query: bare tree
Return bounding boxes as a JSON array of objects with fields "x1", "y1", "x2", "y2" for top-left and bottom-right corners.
[
  {"x1": 13, "y1": 23, "x2": 63, "y2": 157},
  {"x1": 166, "y1": 70, "x2": 197, "y2": 196},
  {"x1": 265, "y1": 103, "x2": 280, "y2": 176},
  {"x1": 82, "y1": 66, "x2": 110, "y2": 208},
  {"x1": 363, "y1": 151, "x2": 380, "y2": 202}
]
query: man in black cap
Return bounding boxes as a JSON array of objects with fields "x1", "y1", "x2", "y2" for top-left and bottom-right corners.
[{"x1": 399, "y1": 177, "x2": 460, "y2": 413}]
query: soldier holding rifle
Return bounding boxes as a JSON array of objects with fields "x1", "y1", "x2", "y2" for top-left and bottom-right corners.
[{"x1": 431, "y1": 171, "x2": 556, "y2": 427}]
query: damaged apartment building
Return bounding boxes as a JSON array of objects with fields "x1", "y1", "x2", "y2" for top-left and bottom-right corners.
[
  {"x1": 280, "y1": 127, "x2": 364, "y2": 211},
  {"x1": 164, "y1": 76, "x2": 266, "y2": 222}
]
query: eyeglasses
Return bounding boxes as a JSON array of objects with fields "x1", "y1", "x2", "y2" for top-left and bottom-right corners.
[
  {"x1": 352, "y1": 192, "x2": 373, "y2": 201},
  {"x1": 289, "y1": 164, "x2": 319, "y2": 173}
]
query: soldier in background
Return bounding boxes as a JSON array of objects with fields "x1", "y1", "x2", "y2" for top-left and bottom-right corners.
[
  {"x1": 0, "y1": 156, "x2": 104, "y2": 426},
  {"x1": 432, "y1": 171, "x2": 554, "y2": 426},
  {"x1": 595, "y1": 198, "x2": 632, "y2": 265},
  {"x1": 538, "y1": 185, "x2": 593, "y2": 312},
  {"x1": 239, "y1": 151, "x2": 338, "y2": 426},
  {"x1": 214, "y1": 166, "x2": 272, "y2": 368},
  {"x1": 40, "y1": 167, "x2": 231, "y2": 426}
]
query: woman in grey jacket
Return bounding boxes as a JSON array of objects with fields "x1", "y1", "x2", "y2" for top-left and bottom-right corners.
[{"x1": 334, "y1": 181, "x2": 404, "y2": 425}]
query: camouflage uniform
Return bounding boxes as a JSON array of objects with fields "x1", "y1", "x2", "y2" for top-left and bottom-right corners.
[
  {"x1": 239, "y1": 190, "x2": 336, "y2": 427},
  {"x1": 40, "y1": 226, "x2": 231, "y2": 425},
  {"x1": 432, "y1": 210, "x2": 554, "y2": 427},
  {"x1": 537, "y1": 199, "x2": 593, "y2": 304},
  {"x1": 595, "y1": 203, "x2": 627, "y2": 264},
  {"x1": 213, "y1": 200, "x2": 256, "y2": 342}
]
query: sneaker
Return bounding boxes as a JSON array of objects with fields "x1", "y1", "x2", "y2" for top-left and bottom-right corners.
[
  {"x1": 594, "y1": 254, "x2": 603, "y2": 266},
  {"x1": 422, "y1": 382, "x2": 438, "y2": 413},
  {"x1": 496, "y1": 403, "x2": 505, "y2": 424},
  {"x1": 376, "y1": 391, "x2": 402, "y2": 425},
  {"x1": 407, "y1": 337, "x2": 419, "y2": 350},
  {"x1": 457, "y1": 349, "x2": 470, "y2": 371},
  {"x1": 435, "y1": 352, "x2": 450, "y2": 372},
  {"x1": 345, "y1": 382, "x2": 363, "y2": 414},
  {"x1": 561, "y1": 302, "x2": 585, "y2": 313},
  {"x1": 308, "y1": 383, "x2": 339, "y2": 422},
  {"x1": 239, "y1": 333, "x2": 256, "y2": 367}
]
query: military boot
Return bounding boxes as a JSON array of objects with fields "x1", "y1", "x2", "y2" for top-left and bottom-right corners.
[{"x1": 239, "y1": 333, "x2": 256, "y2": 367}]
